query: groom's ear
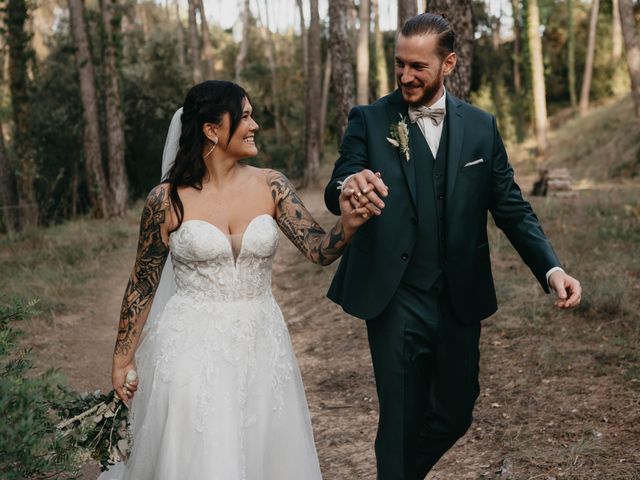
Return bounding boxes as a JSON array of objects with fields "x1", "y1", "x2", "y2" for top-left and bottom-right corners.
[{"x1": 442, "y1": 52, "x2": 457, "y2": 77}]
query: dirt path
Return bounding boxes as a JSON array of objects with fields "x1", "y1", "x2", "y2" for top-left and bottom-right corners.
[{"x1": 35, "y1": 186, "x2": 640, "y2": 479}]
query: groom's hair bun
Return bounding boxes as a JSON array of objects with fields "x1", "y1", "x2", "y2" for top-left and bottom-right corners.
[{"x1": 400, "y1": 13, "x2": 455, "y2": 60}]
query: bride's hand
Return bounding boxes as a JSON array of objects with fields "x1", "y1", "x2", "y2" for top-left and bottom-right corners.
[
  {"x1": 112, "y1": 361, "x2": 139, "y2": 405},
  {"x1": 339, "y1": 186, "x2": 381, "y2": 232}
]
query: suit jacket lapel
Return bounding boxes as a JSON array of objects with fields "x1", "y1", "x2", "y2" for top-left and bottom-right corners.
[
  {"x1": 386, "y1": 90, "x2": 417, "y2": 211},
  {"x1": 446, "y1": 94, "x2": 465, "y2": 200}
]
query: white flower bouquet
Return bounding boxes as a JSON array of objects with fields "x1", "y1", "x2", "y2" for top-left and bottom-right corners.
[{"x1": 57, "y1": 370, "x2": 137, "y2": 471}]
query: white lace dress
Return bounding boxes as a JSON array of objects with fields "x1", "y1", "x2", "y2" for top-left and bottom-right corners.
[{"x1": 99, "y1": 214, "x2": 322, "y2": 479}]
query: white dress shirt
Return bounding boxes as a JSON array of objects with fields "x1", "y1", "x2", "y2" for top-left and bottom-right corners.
[{"x1": 413, "y1": 88, "x2": 447, "y2": 158}]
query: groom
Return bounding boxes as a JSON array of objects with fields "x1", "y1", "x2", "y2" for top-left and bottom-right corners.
[{"x1": 324, "y1": 13, "x2": 581, "y2": 479}]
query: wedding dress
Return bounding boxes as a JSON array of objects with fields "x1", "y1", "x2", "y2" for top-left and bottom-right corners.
[{"x1": 99, "y1": 214, "x2": 323, "y2": 479}]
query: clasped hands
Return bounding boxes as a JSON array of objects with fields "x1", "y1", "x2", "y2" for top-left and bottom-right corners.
[{"x1": 338, "y1": 170, "x2": 389, "y2": 227}]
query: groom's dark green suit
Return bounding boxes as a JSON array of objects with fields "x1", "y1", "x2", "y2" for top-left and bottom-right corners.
[{"x1": 324, "y1": 89, "x2": 561, "y2": 479}]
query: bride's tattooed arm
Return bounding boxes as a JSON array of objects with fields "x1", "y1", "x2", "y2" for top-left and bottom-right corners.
[
  {"x1": 114, "y1": 185, "x2": 171, "y2": 357},
  {"x1": 267, "y1": 170, "x2": 356, "y2": 266}
]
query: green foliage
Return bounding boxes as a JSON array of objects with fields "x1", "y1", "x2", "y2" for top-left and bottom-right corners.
[
  {"x1": 57, "y1": 389, "x2": 131, "y2": 471},
  {"x1": 2, "y1": 0, "x2": 636, "y2": 231},
  {"x1": 0, "y1": 297, "x2": 80, "y2": 479},
  {"x1": 30, "y1": 32, "x2": 86, "y2": 223},
  {"x1": 471, "y1": 0, "x2": 632, "y2": 144},
  {"x1": 121, "y1": 28, "x2": 189, "y2": 197}
]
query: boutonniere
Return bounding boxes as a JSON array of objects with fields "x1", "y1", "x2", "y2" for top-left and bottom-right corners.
[{"x1": 386, "y1": 114, "x2": 410, "y2": 162}]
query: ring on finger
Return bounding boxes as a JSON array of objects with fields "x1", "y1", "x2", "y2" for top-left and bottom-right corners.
[{"x1": 353, "y1": 191, "x2": 362, "y2": 200}]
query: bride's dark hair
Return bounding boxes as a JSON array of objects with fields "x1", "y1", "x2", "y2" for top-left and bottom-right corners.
[{"x1": 165, "y1": 80, "x2": 249, "y2": 232}]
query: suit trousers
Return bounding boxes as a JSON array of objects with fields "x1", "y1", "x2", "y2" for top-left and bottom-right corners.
[{"x1": 366, "y1": 280, "x2": 481, "y2": 479}]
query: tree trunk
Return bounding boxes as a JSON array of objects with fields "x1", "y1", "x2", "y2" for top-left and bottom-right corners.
[
  {"x1": 71, "y1": 157, "x2": 79, "y2": 219},
  {"x1": 525, "y1": 0, "x2": 548, "y2": 153},
  {"x1": 511, "y1": 0, "x2": 522, "y2": 94},
  {"x1": 187, "y1": 0, "x2": 202, "y2": 82},
  {"x1": 320, "y1": 50, "x2": 332, "y2": 149},
  {"x1": 295, "y1": 0, "x2": 308, "y2": 76},
  {"x1": 397, "y1": 0, "x2": 417, "y2": 31},
  {"x1": 174, "y1": 0, "x2": 186, "y2": 68},
  {"x1": 135, "y1": 3, "x2": 149, "y2": 40},
  {"x1": 259, "y1": 0, "x2": 281, "y2": 143},
  {"x1": 373, "y1": 0, "x2": 390, "y2": 98},
  {"x1": 196, "y1": 0, "x2": 214, "y2": 79},
  {"x1": 491, "y1": 14, "x2": 501, "y2": 51},
  {"x1": 612, "y1": 0, "x2": 623, "y2": 60},
  {"x1": 579, "y1": 0, "x2": 599, "y2": 116},
  {"x1": 296, "y1": 0, "x2": 308, "y2": 160},
  {"x1": 618, "y1": 0, "x2": 640, "y2": 122},
  {"x1": 304, "y1": 0, "x2": 321, "y2": 187},
  {"x1": 0, "y1": 124, "x2": 18, "y2": 233},
  {"x1": 426, "y1": 0, "x2": 474, "y2": 101},
  {"x1": 567, "y1": 0, "x2": 577, "y2": 109},
  {"x1": 235, "y1": 0, "x2": 250, "y2": 83},
  {"x1": 329, "y1": 0, "x2": 355, "y2": 141},
  {"x1": 349, "y1": 2, "x2": 358, "y2": 52},
  {"x1": 100, "y1": 0, "x2": 128, "y2": 217},
  {"x1": 7, "y1": 0, "x2": 38, "y2": 227},
  {"x1": 68, "y1": 0, "x2": 110, "y2": 217},
  {"x1": 490, "y1": 13, "x2": 512, "y2": 137},
  {"x1": 356, "y1": 0, "x2": 370, "y2": 105}
]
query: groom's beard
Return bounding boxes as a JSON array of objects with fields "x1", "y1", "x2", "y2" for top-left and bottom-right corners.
[{"x1": 399, "y1": 68, "x2": 445, "y2": 107}]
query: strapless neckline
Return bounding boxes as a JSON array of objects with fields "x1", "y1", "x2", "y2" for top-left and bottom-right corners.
[{"x1": 171, "y1": 214, "x2": 275, "y2": 267}]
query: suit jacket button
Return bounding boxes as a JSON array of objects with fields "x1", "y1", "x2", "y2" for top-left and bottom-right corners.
[{"x1": 401, "y1": 253, "x2": 409, "y2": 261}]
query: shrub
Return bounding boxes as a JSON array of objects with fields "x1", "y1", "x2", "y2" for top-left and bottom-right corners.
[{"x1": 0, "y1": 297, "x2": 80, "y2": 479}]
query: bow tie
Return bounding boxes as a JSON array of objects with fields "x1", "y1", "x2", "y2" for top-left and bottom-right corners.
[{"x1": 408, "y1": 106, "x2": 446, "y2": 126}]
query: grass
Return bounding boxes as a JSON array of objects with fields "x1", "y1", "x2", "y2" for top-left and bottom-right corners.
[
  {"x1": 469, "y1": 141, "x2": 640, "y2": 477},
  {"x1": 508, "y1": 94, "x2": 640, "y2": 182},
  {"x1": 0, "y1": 208, "x2": 140, "y2": 316},
  {"x1": 453, "y1": 95, "x2": 640, "y2": 478}
]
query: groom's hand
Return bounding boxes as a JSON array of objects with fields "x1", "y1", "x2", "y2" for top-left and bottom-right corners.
[
  {"x1": 548, "y1": 270, "x2": 582, "y2": 309},
  {"x1": 340, "y1": 187, "x2": 375, "y2": 230},
  {"x1": 344, "y1": 169, "x2": 389, "y2": 218}
]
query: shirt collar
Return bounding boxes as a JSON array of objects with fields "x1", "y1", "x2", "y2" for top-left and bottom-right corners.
[{"x1": 431, "y1": 87, "x2": 447, "y2": 110}]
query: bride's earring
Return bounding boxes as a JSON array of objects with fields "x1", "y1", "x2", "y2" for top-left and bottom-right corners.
[{"x1": 204, "y1": 138, "x2": 218, "y2": 158}]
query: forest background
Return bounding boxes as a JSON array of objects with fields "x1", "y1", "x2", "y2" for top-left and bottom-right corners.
[
  {"x1": 1, "y1": 0, "x2": 640, "y2": 478},
  {"x1": 1, "y1": 0, "x2": 639, "y2": 229}
]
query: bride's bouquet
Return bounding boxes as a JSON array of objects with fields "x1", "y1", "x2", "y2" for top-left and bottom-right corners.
[{"x1": 56, "y1": 370, "x2": 137, "y2": 471}]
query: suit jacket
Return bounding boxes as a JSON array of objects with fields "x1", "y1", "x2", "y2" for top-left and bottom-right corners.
[{"x1": 324, "y1": 90, "x2": 560, "y2": 323}]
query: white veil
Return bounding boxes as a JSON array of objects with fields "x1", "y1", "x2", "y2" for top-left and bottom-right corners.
[
  {"x1": 97, "y1": 109, "x2": 184, "y2": 480},
  {"x1": 144, "y1": 107, "x2": 183, "y2": 326}
]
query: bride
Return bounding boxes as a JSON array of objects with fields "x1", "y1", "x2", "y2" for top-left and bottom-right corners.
[{"x1": 101, "y1": 80, "x2": 377, "y2": 479}]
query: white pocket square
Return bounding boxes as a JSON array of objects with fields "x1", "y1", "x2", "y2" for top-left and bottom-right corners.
[{"x1": 463, "y1": 158, "x2": 484, "y2": 168}]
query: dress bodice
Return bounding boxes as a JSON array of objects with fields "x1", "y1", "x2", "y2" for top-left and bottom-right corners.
[{"x1": 169, "y1": 214, "x2": 279, "y2": 302}]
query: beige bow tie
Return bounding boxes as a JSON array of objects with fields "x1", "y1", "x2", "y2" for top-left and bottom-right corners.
[{"x1": 408, "y1": 106, "x2": 446, "y2": 126}]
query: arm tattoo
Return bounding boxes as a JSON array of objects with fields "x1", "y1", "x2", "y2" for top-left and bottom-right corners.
[
  {"x1": 114, "y1": 185, "x2": 170, "y2": 356},
  {"x1": 266, "y1": 170, "x2": 350, "y2": 266}
]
